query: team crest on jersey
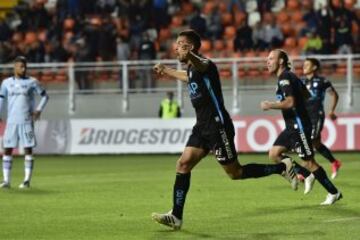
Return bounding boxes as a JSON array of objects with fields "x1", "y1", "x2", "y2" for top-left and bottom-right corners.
[
  {"x1": 279, "y1": 79, "x2": 290, "y2": 86},
  {"x1": 313, "y1": 82, "x2": 318, "y2": 87}
]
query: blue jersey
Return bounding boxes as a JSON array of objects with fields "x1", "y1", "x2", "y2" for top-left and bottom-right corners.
[
  {"x1": 301, "y1": 75, "x2": 333, "y2": 118},
  {"x1": 0, "y1": 76, "x2": 47, "y2": 124}
]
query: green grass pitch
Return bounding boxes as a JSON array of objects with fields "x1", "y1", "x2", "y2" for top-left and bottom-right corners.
[{"x1": 0, "y1": 153, "x2": 359, "y2": 240}]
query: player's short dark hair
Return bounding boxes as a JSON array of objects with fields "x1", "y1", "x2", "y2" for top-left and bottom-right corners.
[
  {"x1": 305, "y1": 57, "x2": 321, "y2": 70},
  {"x1": 178, "y1": 29, "x2": 201, "y2": 52},
  {"x1": 14, "y1": 56, "x2": 27, "y2": 67},
  {"x1": 276, "y1": 49, "x2": 291, "y2": 70}
]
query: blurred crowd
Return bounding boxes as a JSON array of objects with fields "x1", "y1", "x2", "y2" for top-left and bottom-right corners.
[{"x1": 0, "y1": 0, "x2": 359, "y2": 65}]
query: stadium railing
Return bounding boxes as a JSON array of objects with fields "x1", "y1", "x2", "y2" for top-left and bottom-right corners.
[{"x1": 0, "y1": 54, "x2": 359, "y2": 116}]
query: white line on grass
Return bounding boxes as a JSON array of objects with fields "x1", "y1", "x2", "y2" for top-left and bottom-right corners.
[{"x1": 323, "y1": 217, "x2": 360, "y2": 223}]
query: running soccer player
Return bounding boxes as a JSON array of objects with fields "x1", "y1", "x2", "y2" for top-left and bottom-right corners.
[
  {"x1": 0, "y1": 56, "x2": 49, "y2": 189},
  {"x1": 151, "y1": 30, "x2": 297, "y2": 230},
  {"x1": 302, "y1": 58, "x2": 341, "y2": 179},
  {"x1": 261, "y1": 49, "x2": 342, "y2": 203}
]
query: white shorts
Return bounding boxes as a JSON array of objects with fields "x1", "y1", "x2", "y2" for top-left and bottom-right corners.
[{"x1": 3, "y1": 123, "x2": 36, "y2": 148}]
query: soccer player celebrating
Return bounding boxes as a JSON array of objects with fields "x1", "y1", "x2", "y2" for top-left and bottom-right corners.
[
  {"x1": 151, "y1": 30, "x2": 298, "y2": 230},
  {"x1": 0, "y1": 56, "x2": 49, "y2": 189},
  {"x1": 261, "y1": 49, "x2": 342, "y2": 204},
  {"x1": 302, "y1": 58, "x2": 341, "y2": 179}
]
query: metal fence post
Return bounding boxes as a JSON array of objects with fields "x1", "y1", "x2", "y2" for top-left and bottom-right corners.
[
  {"x1": 122, "y1": 62, "x2": 129, "y2": 112},
  {"x1": 68, "y1": 62, "x2": 75, "y2": 115},
  {"x1": 177, "y1": 62, "x2": 184, "y2": 112},
  {"x1": 232, "y1": 60, "x2": 240, "y2": 114},
  {"x1": 346, "y1": 55, "x2": 354, "y2": 108}
]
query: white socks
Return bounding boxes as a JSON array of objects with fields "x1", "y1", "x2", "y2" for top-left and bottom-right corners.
[
  {"x1": 24, "y1": 155, "x2": 34, "y2": 182},
  {"x1": 2, "y1": 155, "x2": 13, "y2": 184}
]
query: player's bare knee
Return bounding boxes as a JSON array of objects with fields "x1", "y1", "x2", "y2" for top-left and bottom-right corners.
[
  {"x1": 176, "y1": 160, "x2": 192, "y2": 173},
  {"x1": 268, "y1": 150, "x2": 280, "y2": 163}
]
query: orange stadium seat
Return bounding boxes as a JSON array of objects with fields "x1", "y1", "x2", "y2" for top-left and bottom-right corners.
[
  {"x1": 298, "y1": 37, "x2": 308, "y2": 49},
  {"x1": 224, "y1": 26, "x2": 236, "y2": 39},
  {"x1": 335, "y1": 63, "x2": 347, "y2": 75},
  {"x1": 284, "y1": 37, "x2": 297, "y2": 48},
  {"x1": 213, "y1": 40, "x2": 225, "y2": 51},
  {"x1": 200, "y1": 40, "x2": 212, "y2": 52},
  {"x1": 277, "y1": 11, "x2": 289, "y2": 24},
  {"x1": 25, "y1": 31, "x2": 37, "y2": 44},
  {"x1": 287, "y1": 0, "x2": 300, "y2": 11},
  {"x1": 292, "y1": 10, "x2": 303, "y2": 23},
  {"x1": 63, "y1": 18, "x2": 75, "y2": 31},
  {"x1": 202, "y1": 1, "x2": 215, "y2": 15},
  {"x1": 234, "y1": 11, "x2": 246, "y2": 25},
  {"x1": 221, "y1": 13, "x2": 233, "y2": 26}
]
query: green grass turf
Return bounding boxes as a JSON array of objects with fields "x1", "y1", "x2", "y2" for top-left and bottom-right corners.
[{"x1": 0, "y1": 153, "x2": 359, "y2": 240}]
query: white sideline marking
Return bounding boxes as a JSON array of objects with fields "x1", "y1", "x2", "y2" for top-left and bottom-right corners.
[{"x1": 323, "y1": 217, "x2": 360, "y2": 223}]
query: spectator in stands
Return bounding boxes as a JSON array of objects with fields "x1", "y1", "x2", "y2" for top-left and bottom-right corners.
[
  {"x1": 152, "y1": 0, "x2": 170, "y2": 31},
  {"x1": 234, "y1": 20, "x2": 253, "y2": 52},
  {"x1": 189, "y1": 7, "x2": 207, "y2": 38},
  {"x1": 158, "y1": 91, "x2": 181, "y2": 119},
  {"x1": 261, "y1": 18, "x2": 283, "y2": 49},
  {"x1": 138, "y1": 32, "x2": 156, "y2": 89},
  {"x1": 228, "y1": 0, "x2": 246, "y2": 13},
  {"x1": 303, "y1": 30, "x2": 323, "y2": 54},
  {"x1": 252, "y1": 21, "x2": 266, "y2": 50},
  {"x1": 332, "y1": 1, "x2": 358, "y2": 54},
  {"x1": 74, "y1": 37, "x2": 93, "y2": 91},
  {"x1": 206, "y1": 5, "x2": 223, "y2": 40},
  {"x1": 302, "y1": 4, "x2": 318, "y2": 35},
  {"x1": 316, "y1": 3, "x2": 333, "y2": 54},
  {"x1": 257, "y1": 0, "x2": 272, "y2": 13},
  {"x1": 98, "y1": 16, "x2": 117, "y2": 61},
  {"x1": 116, "y1": 36, "x2": 131, "y2": 88}
]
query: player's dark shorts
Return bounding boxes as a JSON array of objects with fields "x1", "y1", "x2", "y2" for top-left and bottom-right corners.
[
  {"x1": 186, "y1": 122, "x2": 237, "y2": 165},
  {"x1": 273, "y1": 127, "x2": 314, "y2": 160},
  {"x1": 310, "y1": 115, "x2": 325, "y2": 140}
]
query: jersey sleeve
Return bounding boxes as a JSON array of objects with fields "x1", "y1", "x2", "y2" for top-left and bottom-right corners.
[
  {"x1": 32, "y1": 79, "x2": 46, "y2": 95},
  {"x1": 279, "y1": 78, "x2": 294, "y2": 97},
  {"x1": 323, "y1": 78, "x2": 334, "y2": 91},
  {"x1": 0, "y1": 80, "x2": 7, "y2": 97}
]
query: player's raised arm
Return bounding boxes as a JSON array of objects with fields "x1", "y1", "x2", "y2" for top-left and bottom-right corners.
[{"x1": 153, "y1": 63, "x2": 188, "y2": 82}]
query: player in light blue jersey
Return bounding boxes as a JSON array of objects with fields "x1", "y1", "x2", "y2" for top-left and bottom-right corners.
[{"x1": 0, "y1": 56, "x2": 49, "y2": 189}]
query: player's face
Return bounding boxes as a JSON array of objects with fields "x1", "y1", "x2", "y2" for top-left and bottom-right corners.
[
  {"x1": 303, "y1": 60, "x2": 315, "y2": 75},
  {"x1": 267, "y1": 51, "x2": 279, "y2": 74},
  {"x1": 14, "y1": 62, "x2": 26, "y2": 77},
  {"x1": 175, "y1": 36, "x2": 192, "y2": 63}
]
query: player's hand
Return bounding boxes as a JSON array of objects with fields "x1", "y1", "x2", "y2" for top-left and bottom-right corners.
[
  {"x1": 153, "y1": 63, "x2": 165, "y2": 75},
  {"x1": 32, "y1": 111, "x2": 41, "y2": 121},
  {"x1": 260, "y1": 101, "x2": 272, "y2": 111},
  {"x1": 328, "y1": 111, "x2": 337, "y2": 121}
]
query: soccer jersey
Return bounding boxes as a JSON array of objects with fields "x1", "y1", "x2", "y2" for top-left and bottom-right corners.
[
  {"x1": 301, "y1": 75, "x2": 334, "y2": 119},
  {"x1": 186, "y1": 58, "x2": 232, "y2": 130},
  {"x1": 0, "y1": 76, "x2": 46, "y2": 124},
  {"x1": 276, "y1": 70, "x2": 311, "y2": 129}
]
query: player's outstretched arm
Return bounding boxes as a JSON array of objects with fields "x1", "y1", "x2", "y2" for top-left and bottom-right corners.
[{"x1": 153, "y1": 63, "x2": 188, "y2": 82}]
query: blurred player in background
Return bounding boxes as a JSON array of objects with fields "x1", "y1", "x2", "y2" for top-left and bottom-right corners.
[
  {"x1": 0, "y1": 56, "x2": 49, "y2": 189},
  {"x1": 151, "y1": 30, "x2": 297, "y2": 230},
  {"x1": 261, "y1": 49, "x2": 342, "y2": 203},
  {"x1": 302, "y1": 58, "x2": 341, "y2": 179}
]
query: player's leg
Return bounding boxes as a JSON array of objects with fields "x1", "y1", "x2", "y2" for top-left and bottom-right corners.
[
  {"x1": 1, "y1": 148, "x2": 13, "y2": 188},
  {"x1": 19, "y1": 123, "x2": 36, "y2": 188},
  {"x1": 297, "y1": 128, "x2": 341, "y2": 204},
  {"x1": 1, "y1": 124, "x2": 18, "y2": 188},
  {"x1": 213, "y1": 127, "x2": 295, "y2": 187},
  {"x1": 152, "y1": 129, "x2": 209, "y2": 230},
  {"x1": 313, "y1": 138, "x2": 342, "y2": 179},
  {"x1": 270, "y1": 130, "x2": 311, "y2": 180}
]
